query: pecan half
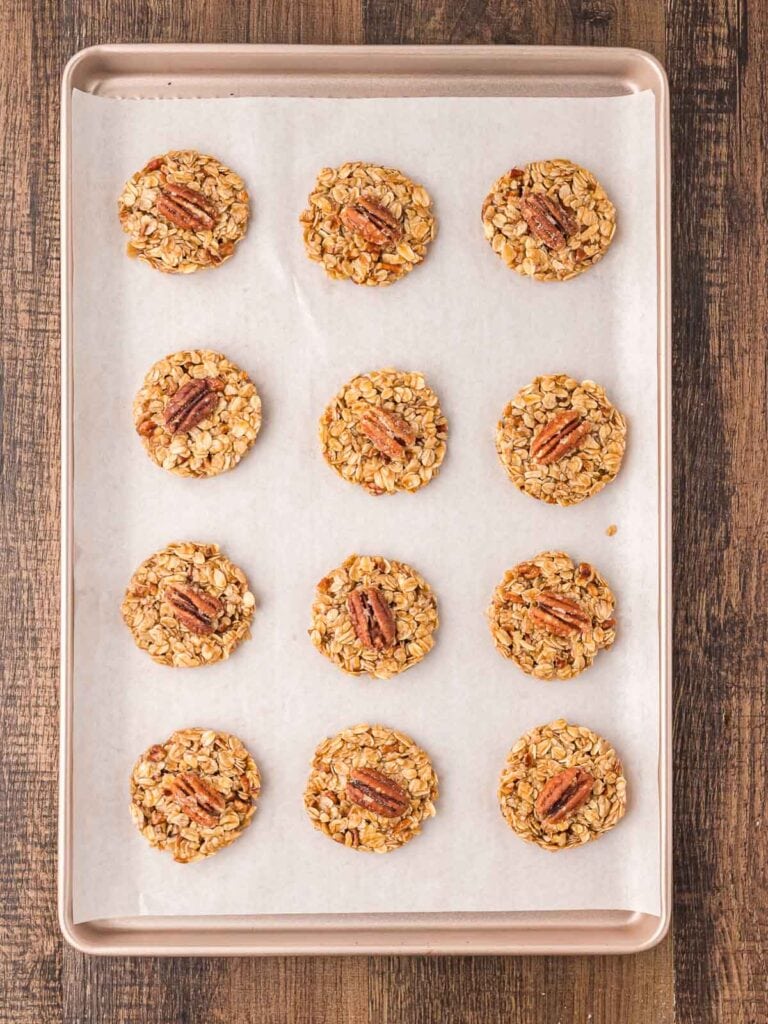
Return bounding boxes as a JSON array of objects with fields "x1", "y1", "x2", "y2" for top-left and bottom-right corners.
[
  {"x1": 535, "y1": 766, "x2": 594, "y2": 824},
  {"x1": 340, "y1": 196, "x2": 403, "y2": 248},
  {"x1": 347, "y1": 587, "x2": 397, "y2": 650},
  {"x1": 356, "y1": 406, "x2": 416, "y2": 461},
  {"x1": 530, "y1": 409, "x2": 592, "y2": 465},
  {"x1": 165, "y1": 582, "x2": 223, "y2": 636},
  {"x1": 155, "y1": 179, "x2": 218, "y2": 231},
  {"x1": 346, "y1": 767, "x2": 409, "y2": 818},
  {"x1": 519, "y1": 192, "x2": 579, "y2": 250},
  {"x1": 530, "y1": 591, "x2": 591, "y2": 637},
  {"x1": 164, "y1": 377, "x2": 225, "y2": 434},
  {"x1": 165, "y1": 772, "x2": 226, "y2": 827}
]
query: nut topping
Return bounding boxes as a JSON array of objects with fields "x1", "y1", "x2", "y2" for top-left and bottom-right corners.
[
  {"x1": 165, "y1": 582, "x2": 223, "y2": 636},
  {"x1": 164, "y1": 377, "x2": 225, "y2": 434},
  {"x1": 357, "y1": 406, "x2": 417, "y2": 461},
  {"x1": 346, "y1": 767, "x2": 410, "y2": 818},
  {"x1": 535, "y1": 766, "x2": 594, "y2": 824},
  {"x1": 347, "y1": 587, "x2": 397, "y2": 650},
  {"x1": 165, "y1": 772, "x2": 226, "y2": 827},
  {"x1": 530, "y1": 409, "x2": 592, "y2": 465},
  {"x1": 340, "y1": 196, "x2": 404, "y2": 248},
  {"x1": 519, "y1": 192, "x2": 579, "y2": 250},
  {"x1": 530, "y1": 592, "x2": 591, "y2": 637},
  {"x1": 155, "y1": 179, "x2": 218, "y2": 231}
]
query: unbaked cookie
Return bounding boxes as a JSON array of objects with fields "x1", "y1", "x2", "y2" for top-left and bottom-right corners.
[
  {"x1": 488, "y1": 550, "x2": 616, "y2": 680},
  {"x1": 319, "y1": 368, "x2": 447, "y2": 495},
  {"x1": 118, "y1": 150, "x2": 249, "y2": 273},
  {"x1": 481, "y1": 159, "x2": 616, "y2": 281},
  {"x1": 133, "y1": 349, "x2": 262, "y2": 478},
  {"x1": 309, "y1": 554, "x2": 438, "y2": 679},
  {"x1": 130, "y1": 727, "x2": 261, "y2": 863},
  {"x1": 121, "y1": 541, "x2": 255, "y2": 668},
  {"x1": 498, "y1": 719, "x2": 627, "y2": 851},
  {"x1": 300, "y1": 162, "x2": 436, "y2": 286},
  {"x1": 304, "y1": 723, "x2": 438, "y2": 852},
  {"x1": 495, "y1": 374, "x2": 627, "y2": 506}
]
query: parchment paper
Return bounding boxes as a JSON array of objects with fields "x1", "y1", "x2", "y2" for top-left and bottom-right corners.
[{"x1": 70, "y1": 88, "x2": 661, "y2": 923}]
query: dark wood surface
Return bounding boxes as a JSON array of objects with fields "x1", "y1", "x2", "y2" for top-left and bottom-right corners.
[{"x1": 2, "y1": 1, "x2": 766, "y2": 1021}]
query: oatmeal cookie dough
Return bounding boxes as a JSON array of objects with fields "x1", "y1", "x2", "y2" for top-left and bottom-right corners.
[
  {"x1": 488, "y1": 550, "x2": 616, "y2": 680},
  {"x1": 481, "y1": 159, "x2": 616, "y2": 281},
  {"x1": 309, "y1": 554, "x2": 438, "y2": 679},
  {"x1": 121, "y1": 541, "x2": 255, "y2": 668},
  {"x1": 495, "y1": 374, "x2": 627, "y2": 506},
  {"x1": 320, "y1": 368, "x2": 447, "y2": 496},
  {"x1": 118, "y1": 150, "x2": 249, "y2": 273},
  {"x1": 299, "y1": 162, "x2": 436, "y2": 286},
  {"x1": 304, "y1": 723, "x2": 438, "y2": 852},
  {"x1": 498, "y1": 719, "x2": 627, "y2": 851},
  {"x1": 133, "y1": 349, "x2": 262, "y2": 479},
  {"x1": 130, "y1": 727, "x2": 261, "y2": 863}
]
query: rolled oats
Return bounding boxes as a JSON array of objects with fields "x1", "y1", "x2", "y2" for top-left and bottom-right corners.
[
  {"x1": 309, "y1": 554, "x2": 438, "y2": 679},
  {"x1": 498, "y1": 719, "x2": 627, "y2": 850},
  {"x1": 117, "y1": 150, "x2": 249, "y2": 273},
  {"x1": 303, "y1": 724, "x2": 438, "y2": 852},
  {"x1": 495, "y1": 373, "x2": 627, "y2": 506},
  {"x1": 481, "y1": 158, "x2": 616, "y2": 281},
  {"x1": 133, "y1": 349, "x2": 262, "y2": 479},
  {"x1": 319, "y1": 368, "x2": 447, "y2": 496},
  {"x1": 121, "y1": 541, "x2": 255, "y2": 668},
  {"x1": 130, "y1": 727, "x2": 261, "y2": 863},
  {"x1": 299, "y1": 162, "x2": 436, "y2": 286},
  {"x1": 488, "y1": 550, "x2": 616, "y2": 680}
]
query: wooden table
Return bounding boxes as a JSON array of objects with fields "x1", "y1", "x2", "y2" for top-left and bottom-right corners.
[{"x1": 4, "y1": 2, "x2": 766, "y2": 1021}]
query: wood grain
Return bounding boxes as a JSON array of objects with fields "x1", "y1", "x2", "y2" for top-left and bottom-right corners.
[
  {"x1": 1, "y1": 0, "x2": 63, "y2": 1019},
  {"x1": 2, "y1": 0, "x2": 766, "y2": 1021},
  {"x1": 668, "y1": 1, "x2": 768, "y2": 1022}
]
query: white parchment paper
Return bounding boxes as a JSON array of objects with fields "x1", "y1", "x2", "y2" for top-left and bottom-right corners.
[{"x1": 70, "y1": 89, "x2": 661, "y2": 923}]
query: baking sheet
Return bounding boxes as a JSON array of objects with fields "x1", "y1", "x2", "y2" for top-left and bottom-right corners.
[{"x1": 70, "y1": 88, "x2": 660, "y2": 924}]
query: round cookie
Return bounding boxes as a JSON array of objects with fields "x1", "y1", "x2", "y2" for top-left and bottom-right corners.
[
  {"x1": 495, "y1": 374, "x2": 627, "y2": 506},
  {"x1": 133, "y1": 349, "x2": 262, "y2": 479},
  {"x1": 118, "y1": 150, "x2": 249, "y2": 273},
  {"x1": 130, "y1": 727, "x2": 261, "y2": 863},
  {"x1": 121, "y1": 541, "x2": 255, "y2": 668},
  {"x1": 299, "y1": 162, "x2": 436, "y2": 286},
  {"x1": 309, "y1": 554, "x2": 438, "y2": 680},
  {"x1": 481, "y1": 158, "x2": 616, "y2": 281},
  {"x1": 319, "y1": 368, "x2": 447, "y2": 496},
  {"x1": 304, "y1": 723, "x2": 438, "y2": 852},
  {"x1": 488, "y1": 551, "x2": 616, "y2": 680},
  {"x1": 498, "y1": 719, "x2": 627, "y2": 851}
]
